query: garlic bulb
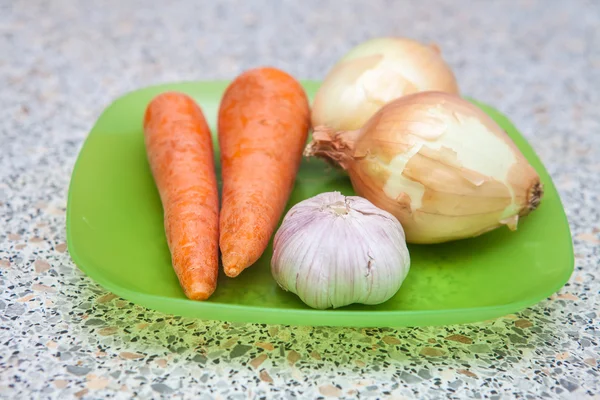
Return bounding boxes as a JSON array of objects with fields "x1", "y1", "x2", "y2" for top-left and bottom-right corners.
[
  {"x1": 271, "y1": 192, "x2": 410, "y2": 309},
  {"x1": 311, "y1": 37, "x2": 459, "y2": 131},
  {"x1": 305, "y1": 92, "x2": 543, "y2": 244}
]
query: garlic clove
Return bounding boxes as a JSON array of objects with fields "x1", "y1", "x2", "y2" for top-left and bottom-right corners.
[{"x1": 271, "y1": 192, "x2": 410, "y2": 309}]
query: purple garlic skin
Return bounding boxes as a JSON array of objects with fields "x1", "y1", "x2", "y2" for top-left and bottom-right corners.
[{"x1": 271, "y1": 192, "x2": 410, "y2": 309}]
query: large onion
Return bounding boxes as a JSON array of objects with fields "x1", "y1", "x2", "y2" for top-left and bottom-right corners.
[
  {"x1": 311, "y1": 37, "x2": 460, "y2": 131},
  {"x1": 305, "y1": 91, "x2": 543, "y2": 244}
]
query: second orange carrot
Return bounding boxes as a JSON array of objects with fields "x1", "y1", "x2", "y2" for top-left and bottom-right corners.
[{"x1": 218, "y1": 67, "x2": 311, "y2": 277}]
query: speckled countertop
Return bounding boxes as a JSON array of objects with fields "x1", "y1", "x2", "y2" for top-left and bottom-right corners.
[{"x1": 1, "y1": 0, "x2": 599, "y2": 398}]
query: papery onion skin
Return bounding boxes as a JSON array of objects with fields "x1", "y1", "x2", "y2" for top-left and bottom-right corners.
[
  {"x1": 271, "y1": 192, "x2": 410, "y2": 310},
  {"x1": 305, "y1": 92, "x2": 543, "y2": 244},
  {"x1": 311, "y1": 37, "x2": 460, "y2": 131}
]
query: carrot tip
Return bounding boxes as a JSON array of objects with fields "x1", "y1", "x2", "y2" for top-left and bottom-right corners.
[
  {"x1": 222, "y1": 251, "x2": 254, "y2": 278},
  {"x1": 224, "y1": 267, "x2": 243, "y2": 278},
  {"x1": 184, "y1": 281, "x2": 216, "y2": 301},
  {"x1": 223, "y1": 260, "x2": 246, "y2": 277}
]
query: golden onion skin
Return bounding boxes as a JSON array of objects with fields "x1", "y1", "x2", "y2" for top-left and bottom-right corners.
[
  {"x1": 311, "y1": 37, "x2": 460, "y2": 132},
  {"x1": 306, "y1": 92, "x2": 542, "y2": 244}
]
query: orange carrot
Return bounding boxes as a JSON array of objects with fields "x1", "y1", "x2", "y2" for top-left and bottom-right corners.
[
  {"x1": 218, "y1": 67, "x2": 310, "y2": 277},
  {"x1": 143, "y1": 92, "x2": 219, "y2": 300}
]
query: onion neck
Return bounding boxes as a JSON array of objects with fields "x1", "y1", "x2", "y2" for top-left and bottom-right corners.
[{"x1": 304, "y1": 126, "x2": 361, "y2": 170}]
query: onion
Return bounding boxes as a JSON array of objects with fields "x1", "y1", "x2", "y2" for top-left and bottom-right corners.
[
  {"x1": 305, "y1": 91, "x2": 543, "y2": 244},
  {"x1": 311, "y1": 37, "x2": 460, "y2": 131}
]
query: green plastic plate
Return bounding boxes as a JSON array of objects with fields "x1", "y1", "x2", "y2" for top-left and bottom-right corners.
[{"x1": 67, "y1": 80, "x2": 573, "y2": 327}]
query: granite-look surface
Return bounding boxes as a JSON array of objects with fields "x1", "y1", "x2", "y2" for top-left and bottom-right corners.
[{"x1": 1, "y1": 0, "x2": 599, "y2": 398}]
